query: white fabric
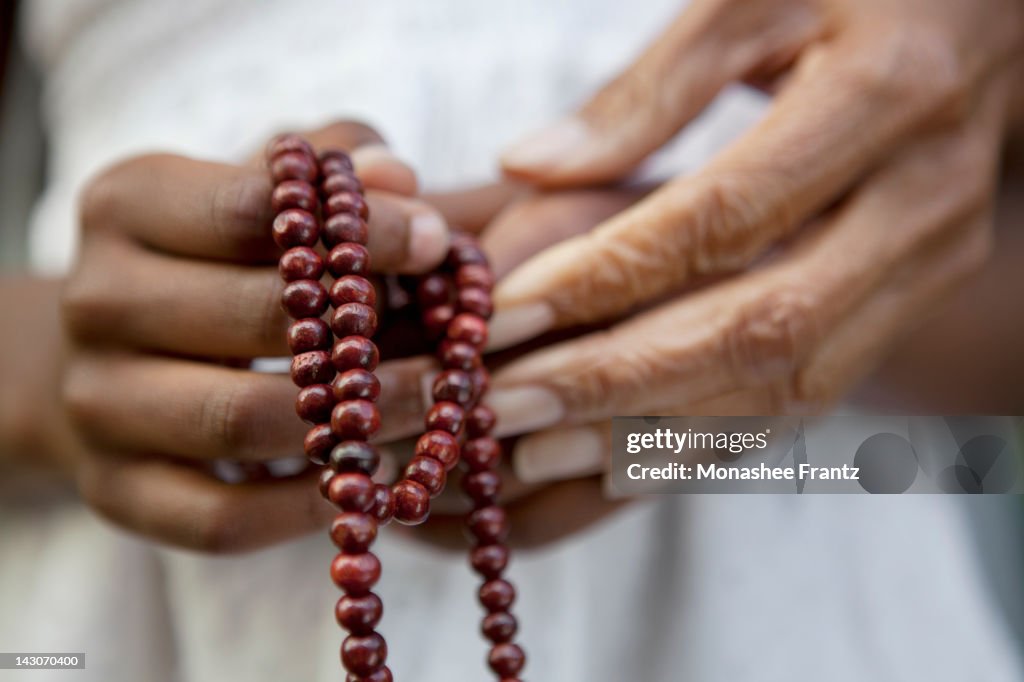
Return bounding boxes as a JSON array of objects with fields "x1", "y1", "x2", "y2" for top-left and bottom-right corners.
[{"x1": 3, "y1": 0, "x2": 1022, "y2": 680}]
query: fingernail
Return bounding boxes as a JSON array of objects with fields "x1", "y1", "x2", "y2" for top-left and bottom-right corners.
[
  {"x1": 488, "y1": 386, "x2": 565, "y2": 438},
  {"x1": 486, "y1": 303, "x2": 555, "y2": 350},
  {"x1": 405, "y1": 210, "x2": 450, "y2": 273},
  {"x1": 513, "y1": 426, "x2": 605, "y2": 484},
  {"x1": 351, "y1": 143, "x2": 402, "y2": 169},
  {"x1": 501, "y1": 117, "x2": 592, "y2": 173}
]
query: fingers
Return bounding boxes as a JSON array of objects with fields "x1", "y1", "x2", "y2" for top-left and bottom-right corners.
[
  {"x1": 423, "y1": 182, "x2": 530, "y2": 234},
  {"x1": 501, "y1": 0, "x2": 822, "y2": 185}
]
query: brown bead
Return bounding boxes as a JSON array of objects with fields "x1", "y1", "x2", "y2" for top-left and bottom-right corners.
[
  {"x1": 324, "y1": 212, "x2": 368, "y2": 247},
  {"x1": 330, "y1": 552, "x2": 381, "y2": 596},
  {"x1": 330, "y1": 440, "x2": 380, "y2": 476},
  {"x1": 295, "y1": 383, "x2": 335, "y2": 424},
  {"x1": 457, "y1": 287, "x2": 493, "y2": 319},
  {"x1": 470, "y1": 366, "x2": 491, "y2": 403},
  {"x1": 438, "y1": 340, "x2": 480, "y2": 371},
  {"x1": 392, "y1": 480, "x2": 430, "y2": 525},
  {"x1": 341, "y1": 633, "x2": 387, "y2": 676},
  {"x1": 332, "y1": 336, "x2": 380, "y2": 372},
  {"x1": 488, "y1": 643, "x2": 525, "y2": 677},
  {"x1": 330, "y1": 276, "x2": 377, "y2": 307},
  {"x1": 335, "y1": 592, "x2": 383, "y2": 634},
  {"x1": 266, "y1": 133, "x2": 314, "y2": 161},
  {"x1": 327, "y1": 243, "x2": 371, "y2": 278},
  {"x1": 318, "y1": 467, "x2": 336, "y2": 499},
  {"x1": 271, "y1": 179, "x2": 318, "y2": 214},
  {"x1": 304, "y1": 423, "x2": 337, "y2": 466},
  {"x1": 416, "y1": 274, "x2": 452, "y2": 308},
  {"x1": 470, "y1": 543, "x2": 509, "y2": 580},
  {"x1": 330, "y1": 512, "x2": 378, "y2": 554},
  {"x1": 279, "y1": 246, "x2": 324, "y2": 282},
  {"x1": 327, "y1": 473, "x2": 375, "y2": 512},
  {"x1": 331, "y1": 303, "x2": 378, "y2": 338},
  {"x1": 370, "y1": 484, "x2": 395, "y2": 525},
  {"x1": 291, "y1": 351, "x2": 334, "y2": 387},
  {"x1": 467, "y1": 505, "x2": 509, "y2": 545},
  {"x1": 415, "y1": 430, "x2": 460, "y2": 471},
  {"x1": 422, "y1": 304, "x2": 455, "y2": 339},
  {"x1": 404, "y1": 456, "x2": 446, "y2": 497},
  {"x1": 346, "y1": 667, "x2": 392, "y2": 682},
  {"x1": 463, "y1": 437, "x2": 501, "y2": 472},
  {"x1": 466, "y1": 404, "x2": 497, "y2": 438},
  {"x1": 332, "y1": 368, "x2": 381, "y2": 402},
  {"x1": 331, "y1": 400, "x2": 381, "y2": 440},
  {"x1": 462, "y1": 470, "x2": 501, "y2": 506},
  {"x1": 482, "y1": 611, "x2": 517, "y2": 643},
  {"x1": 480, "y1": 579, "x2": 516, "y2": 612},
  {"x1": 281, "y1": 279, "x2": 329, "y2": 319},
  {"x1": 271, "y1": 151, "x2": 318, "y2": 184},
  {"x1": 424, "y1": 401, "x2": 464, "y2": 436},
  {"x1": 320, "y1": 149, "x2": 354, "y2": 174},
  {"x1": 432, "y1": 369, "x2": 473, "y2": 406},
  {"x1": 288, "y1": 317, "x2": 331, "y2": 354},
  {"x1": 272, "y1": 208, "x2": 319, "y2": 249},
  {"x1": 323, "y1": 172, "x2": 363, "y2": 196},
  {"x1": 448, "y1": 313, "x2": 488, "y2": 347},
  {"x1": 447, "y1": 236, "x2": 488, "y2": 267},
  {"x1": 325, "y1": 191, "x2": 369, "y2": 220},
  {"x1": 456, "y1": 263, "x2": 495, "y2": 292}
]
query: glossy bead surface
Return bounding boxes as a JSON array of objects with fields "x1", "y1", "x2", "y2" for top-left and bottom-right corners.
[
  {"x1": 424, "y1": 401, "x2": 464, "y2": 435},
  {"x1": 416, "y1": 274, "x2": 451, "y2": 308},
  {"x1": 330, "y1": 512, "x2": 378, "y2": 554},
  {"x1": 330, "y1": 275, "x2": 376, "y2": 307},
  {"x1": 279, "y1": 246, "x2": 324, "y2": 282},
  {"x1": 331, "y1": 303, "x2": 378, "y2": 338},
  {"x1": 305, "y1": 423, "x2": 338, "y2": 466},
  {"x1": 324, "y1": 212, "x2": 368, "y2": 247},
  {"x1": 447, "y1": 313, "x2": 488, "y2": 347},
  {"x1": 271, "y1": 151, "x2": 318, "y2": 184},
  {"x1": 447, "y1": 237, "x2": 488, "y2": 267},
  {"x1": 281, "y1": 279, "x2": 329, "y2": 319},
  {"x1": 404, "y1": 456, "x2": 446, "y2": 497},
  {"x1": 335, "y1": 592, "x2": 383, "y2": 635},
  {"x1": 332, "y1": 368, "x2": 381, "y2": 402},
  {"x1": 422, "y1": 304, "x2": 455, "y2": 339},
  {"x1": 462, "y1": 469, "x2": 501, "y2": 506},
  {"x1": 438, "y1": 340, "x2": 480, "y2": 371},
  {"x1": 320, "y1": 149, "x2": 354, "y2": 174},
  {"x1": 266, "y1": 134, "x2": 314, "y2": 160},
  {"x1": 325, "y1": 191, "x2": 369, "y2": 220},
  {"x1": 341, "y1": 633, "x2": 387, "y2": 676},
  {"x1": 432, "y1": 370, "x2": 473, "y2": 406},
  {"x1": 271, "y1": 179, "x2": 318, "y2": 213},
  {"x1": 392, "y1": 480, "x2": 430, "y2": 525},
  {"x1": 330, "y1": 552, "x2": 381, "y2": 595},
  {"x1": 370, "y1": 484, "x2": 395, "y2": 525},
  {"x1": 479, "y1": 579, "x2": 516, "y2": 612},
  {"x1": 291, "y1": 351, "x2": 334, "y2": 387},
  {"x1": 288, "y1": 317, "x2": 331, "y2": 354},
  {"x1": 332, "y1": 336, "x2": 380, "y2": 372},
  {"x1": 318, "y1": 467, "x2": 336, "y2": 499},
  {"x1": 323, "y1": 172, "x2": 363, "y2": 196},
  {"x1": 466, "y1": 404, "x2": 497, "y2": 438},
  {"x1": 331, "y1": 400, "x2": 381, "y2": 440},
  {"x1": 295, "y1": 383, "x2": 335, "y2": 424},
  {"x1": 467, "y1": 505, "x2": 509, "y2": 545},
  {"x1": 470, "y1": 366, "x2": 490, "y2": 403},
  {"x1": 488, "y1": 643, "x2": 525, "y2": 677},
  {"x1": 345, "y1": 667, "x2": 392, "y2": 682},
  {"x1": 327, "y1": 243, "x2": 371, "y2": 277},
  {"x1": 272, "y1": 208, "x2": 319, "y2": 249},
  {"x1": 327, "y1": 473, "x2": 375, "y2": 512},
  {"x1": 470, "y1": 543, "x2": 509, "y2": 580},
  {"x1": 456, "y1": 263, "x2": 495, "y2": 292},
  {"x1": 457, "y1": 287, "x2": 493, "y2": 318},
  {"x1": 330, "y1": 440, "x2": 380, "y2": 476},
  {"x1": 482, "y1": 612, "x2": 517, "y2": 643},
  {"x1": 463, "y1": 437, "x2": 501, "y2": 472},
  {"x1": 414, "y1": 430, "x2": 460, "y2": 471}
]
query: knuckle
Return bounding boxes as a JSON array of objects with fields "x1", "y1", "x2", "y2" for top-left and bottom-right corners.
[
  {"x1": 725, "y1": 288, "x2": 819, "y2": 382},
  {"x1": 692, "y1": 175, "x2": 770, "y2": 271},
  {"x1": 61, "y1": 361, "x2": 100, "y2": 437},
  {"x1": 210, "y1": 171, "x2": 273, "y2": 248},
  {"x1": 199, "y1": 382, "x2": 260, "y2": 458},
  {"x1": 78, "y1": 165, "x2": 122, "y2": 233}
]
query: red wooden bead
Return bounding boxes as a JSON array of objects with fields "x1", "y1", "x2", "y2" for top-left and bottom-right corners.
[
  {"x1": 291, "y1": 351, "x2": 334, "y2": 387},
  {"x1": 471, "y1": 366, "x2": 491, "y2": 403},
  {"x1": 330, "y1": 512, "x2": 378, "y2": 554},
  {"x1": 325, "y1": 191, "x2": 369, "y2": 220},
  {"x1": 272, "y1": 208, "x2": 319, "y2": 249},
  {"x1": 331, "y1": 553, "x2": 381, "y2": 597},
  {"x1": 331, "y1": 302, "x2": 378, "y2": 338},
  {"x1": 327, "y1": 473, "x2": 375, "y2": 512},
  {"x1": 424, "y1": 401, "x2": 464, "y2": 436},
  {"x1": 466, "y1": 404, "x2": 497, "y2": 438},
  {"x1": 330, "y1": 275, "x2": 376, "y2": 307},
  {"x1": 470, "y1": 543, "x2": 509, "y2": 580},
  {"x1": 324, "y1": 212, "x2": 369, "y2": 247},
  {"x1": 332, "y1": 368, "x2": 381, "y2": 402},
  {"x1": 271, "y1": 179, "x2": 318, "y2": 213},
  {"x1": 296, "y1": 383, "x2": 335, "y2": 424},
  {"x1": 462, "y1": 469, "x2": 501, "y2": 506},
  {"x1": 323, "y1": 172, "x2": 363, "y2": 196},
  {"x1": 331, "y1": 400, "x2": 381, "y2": 440},
  {"x1": 370, "y1": 484, "x2": 395, "y2": 525},
  {"x1": 321, "y1": 149, "x2": 355, "y2": 174},
  {"x1": 432, "y1": 369, "x2": 473, "y2": 406},
  {"x1": 482, "y1": 612, "x2": 517, "y2": 643},
  {"x1": 447, "y1": 236, "x2": 488, "y2": 268},
  {"x1": 332, "y1": 336, "x2": 380, "y2": 372},
  {"x1": 281, "y1": 279, "x2": 329, "y2": 319},
  {"x1": 335, "y1": 592, "x2": 383, "y2": 634},
  {"x1": 288, "y1": 318, "x2": 331, "y2": 354},
  {"x1": 341, "y1": 633, "x2": 387, "y2": 676},
  {"x1": 415, "y1": 430, "x2": 460, "y2": 471},
  {"x1": 422, "y1": 304, "x2": 455, "y2": 339},
  {"x1": 438, "y1": 340, "x2": 480, "y2": 372},
  {"x1": 304, "y1": 423, "x2": 337, "y2": 466},
  {"x1": 488, "y1": 643, "x2": 525, "y2": 677},
  {"x1": 279, "y1": 246, "x2": 324, "y2": 282},
  {"x1": 327, "y1": 243, "x2": 371, "y2": 277},
  {"x1": 271, "y1": 151, "x2": 318, "y2": 184},
  {"x1": 318, "y1": 467, "x2": 335, "y2": 499},
  {"x1": 455, "y1": 263, "x2": 495, "y2": 292},
  {"x1": 463, "y1": 437, "x2": 501, "y2": 472},
  {"x1": 404, "y1": 456, "x2": 446, "y2": 497},
  {"x1": 416, "y1": 274, "x2": 452, "y2": 308},
  {"x1": 447, "y1": 313, "x2": 488, "y2": 347},
  {"x1": 330, "y1": 440, "x2": 380, "y2": 476},
  {"x1": 392, "y1": 480, "x2": 430, "y2": 525},
  {"x1": 267, "y1": 133, "x2": 314, "y2": 160},
  {"x1": 479, "y1": 579, "x2": 516, "y2": 612},
  {"x1": 346, "y1": 667, "x2": 392, "y2": 682},
  {"x1": 457, "y1": 286, "x2": 493, "y2": 319},
  {"x1": 467, "y1": 505, "x2": 509, "y2": 545}
]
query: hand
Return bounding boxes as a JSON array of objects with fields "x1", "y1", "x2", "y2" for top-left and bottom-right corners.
[
  {"x1": 60, "y1": 121, "x2": 454, "y2": 552},
  {"x1": 488, "y1": 0, "x2": 1023, "y2": 485}
]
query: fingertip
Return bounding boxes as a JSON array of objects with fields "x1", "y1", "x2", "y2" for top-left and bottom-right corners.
[
  {"x1": 500, "y1": 116, "x2": 593, "y2": 180},
  {"x1": 402, "y1": 208, "x2": 451, "y2": 274}
]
